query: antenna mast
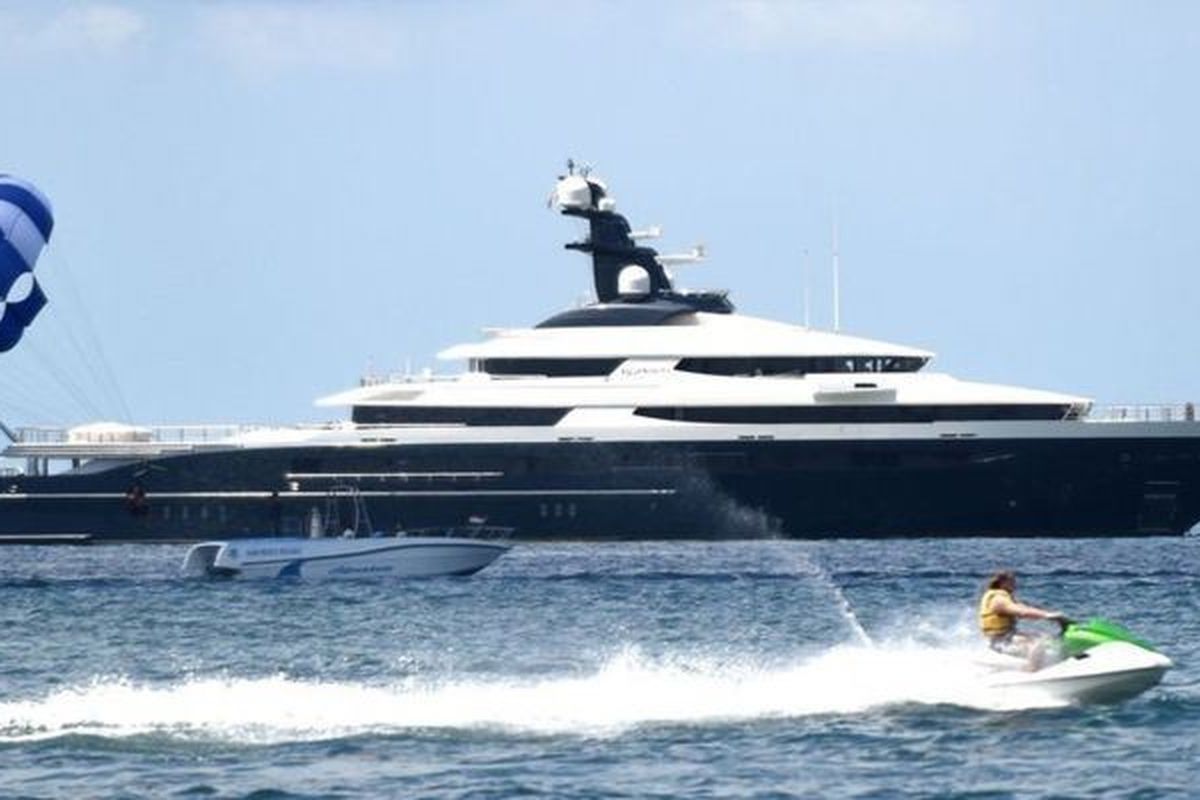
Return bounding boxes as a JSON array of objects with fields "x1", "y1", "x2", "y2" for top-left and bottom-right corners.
[
  {"x1": 801, "y1": 248, "x2": 811, "y2": 328},
  {"x1": 832, "y1": 215, "x2": 841, "y2": 332}
]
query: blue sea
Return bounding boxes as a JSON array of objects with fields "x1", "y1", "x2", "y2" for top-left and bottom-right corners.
[{"x1": 0, "y1": 537, "x2": 1196, "y2": 799}]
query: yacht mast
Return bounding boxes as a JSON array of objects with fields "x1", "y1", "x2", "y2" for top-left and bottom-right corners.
[
  {"x1": 801, "y1": 248, "x2": 811, "y2": 328},
  {"x1": 832, "y1": 215, "x2": 841, "y2": 332}
]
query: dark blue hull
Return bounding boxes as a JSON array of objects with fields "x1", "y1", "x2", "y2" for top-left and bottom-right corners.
[{"x1": 1, "y1": 436, "x2": 1198, "y2": 541}]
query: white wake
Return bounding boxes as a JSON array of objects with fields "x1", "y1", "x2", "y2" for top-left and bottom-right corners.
[{"x1": 0, "y1": 641, "x2": 1065, "y2": 744}]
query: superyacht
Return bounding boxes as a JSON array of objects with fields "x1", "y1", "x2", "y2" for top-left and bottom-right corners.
[{"x1": 3, "y1": 167, "x2": 1199, "y2": 542}]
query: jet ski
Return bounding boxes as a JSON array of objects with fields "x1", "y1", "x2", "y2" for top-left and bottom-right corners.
[{"x1": 982, "y1": 618, "x2": 1172, "y2": 705}]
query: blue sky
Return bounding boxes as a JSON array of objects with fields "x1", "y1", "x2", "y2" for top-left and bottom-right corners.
[{"x1": 1, "y1": 1, "x2": 1198, "y2": 426}]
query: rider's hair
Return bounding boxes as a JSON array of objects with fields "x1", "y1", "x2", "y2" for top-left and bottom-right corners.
[{"x1": 987, "y1": 570, "x2": 1016, "y2": 591}]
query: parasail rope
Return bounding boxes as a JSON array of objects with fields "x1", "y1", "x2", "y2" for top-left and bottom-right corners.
[
  {"x1": 21, "y1": 334, "x2": 107, "y2": 420},
  {"x1": 41, "y1": 242, "x2": 133, "y2": 423},
  {"x1": 0, "y1": 346, "x2": 94, "y2": 423}
]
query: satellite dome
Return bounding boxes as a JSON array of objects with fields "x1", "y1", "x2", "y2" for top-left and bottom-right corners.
[
  {"x1": 549, "y1": 168, "x2": 610, "y2": 213},
  {"x1": 550, "y1": 175, "x2": 593, "y2": 211},
  {"x1": 617, "y1": 264, "x2": 650, "y2": 296}
]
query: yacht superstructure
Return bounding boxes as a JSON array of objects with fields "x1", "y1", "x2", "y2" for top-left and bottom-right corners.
[{"x1": 3, "y1": 167, "x2": 1199, "y2": 542}]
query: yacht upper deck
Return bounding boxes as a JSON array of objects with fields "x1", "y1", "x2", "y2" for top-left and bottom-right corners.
[{"x1": 3, "y1": 423, "x2": 262, "y2": 462}]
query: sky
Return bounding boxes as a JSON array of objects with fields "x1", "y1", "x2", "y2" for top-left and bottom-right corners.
[{"x1": 1, "y1": 0, "x2": 1199, "y2": 429}]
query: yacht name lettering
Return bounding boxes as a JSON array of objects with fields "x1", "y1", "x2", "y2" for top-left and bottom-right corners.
[
  {"x1": 612, "y1": 364, "x2": 671, "y2": 378},
  {"x1": 245, "y1": 545, "x2": 303, "y2": 558}
]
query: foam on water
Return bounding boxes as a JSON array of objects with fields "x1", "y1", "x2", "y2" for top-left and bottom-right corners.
[{"x1": 0, "y1": 638, "x2": 1066, "y2": 745}]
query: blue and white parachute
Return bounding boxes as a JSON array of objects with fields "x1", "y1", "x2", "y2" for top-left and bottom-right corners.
[{"x1": 0, "y1": 174, "x2": 54, "y2": 352}]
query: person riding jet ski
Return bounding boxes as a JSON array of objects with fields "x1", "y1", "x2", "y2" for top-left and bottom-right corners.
[
  {"x1": 977, "y1": 571, "x2": 1171, "y2": 702},
  {"x1": 979, "y1": 570, "x2": 1068, "y2": 662}
]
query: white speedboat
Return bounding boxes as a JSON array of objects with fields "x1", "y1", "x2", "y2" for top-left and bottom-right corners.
[
  {"x1": 181, "y1": 487, "x2": 511, "y2": 579},
  {"x1": 181, "y1": 532, "x2": 510, "y2": 580},
  {"x1": 982, "y1": 619, "x2": 1172, "y2": 705}
]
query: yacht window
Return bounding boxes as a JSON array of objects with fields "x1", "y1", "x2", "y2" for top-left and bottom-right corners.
[
  {"x1": 480, "y1": 358, "x2": 623, "y2": 377},
  {"x1": 634, "y1": 404, "x2": 1071, "y2": 424},
  {"x1": 353, "y1": 406, "x2": 570, "y2": 426},
  {"x1": 675, "y1": 356, "x2": 927, "y2": 377}
]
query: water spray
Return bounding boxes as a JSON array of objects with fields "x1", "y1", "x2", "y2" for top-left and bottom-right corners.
[{"x1": 791, "y1": 544, "x2": 873, "y2": 646}]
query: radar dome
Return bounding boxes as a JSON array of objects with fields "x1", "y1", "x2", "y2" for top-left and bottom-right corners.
[
  {"x1": 550, "y1": 175, "x2": 593, "y2": 211},
  {"x1": 617, "y1": 265, "x2": 650, "y2": 296},
  {"x1": 549, "y1": 173, "x2": 611, "y2": 212}
]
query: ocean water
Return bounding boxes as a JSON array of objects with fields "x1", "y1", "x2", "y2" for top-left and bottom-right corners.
[{"x1": 0, "y1": 537, "x2": 1196, "y2": 799}]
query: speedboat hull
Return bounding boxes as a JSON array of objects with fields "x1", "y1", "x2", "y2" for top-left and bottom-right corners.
[
  {"x1": 986, "y1": 641, "x2": 1172, "y2": 705},
  {"x1": 182, "y1": 535, "x2": 510, "y2": 580}
]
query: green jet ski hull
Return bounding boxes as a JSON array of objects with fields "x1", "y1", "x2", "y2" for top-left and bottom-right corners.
[
  {"x1": 985, "y1": 618, "x2": 1172, "y2": 705},
  {"x1": 1062, "y1": 618, "x2": 1157, "y2": 658}
]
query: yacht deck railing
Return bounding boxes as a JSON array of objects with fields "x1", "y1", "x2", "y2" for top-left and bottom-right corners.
[
  {"x1": 11, "y1": 423, "x2": 271, "y2": 446},
  {"x1": 6, "y1": 402, "x2": 1197, "y2": 458},
  {"x1": 360, "y1": 372, "x2": 460, "y2": 386},
  {"x1": 1086, "y1": 404, "x2": 1198, "y2": 423},
  {"x1": 3, "y1": 422, "x2": 349, "y2": 475}
]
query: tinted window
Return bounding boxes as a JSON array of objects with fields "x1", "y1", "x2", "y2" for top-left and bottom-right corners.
[
  {"x1": 634, "y1": 404, "x2": 1070, "y2": 423},
  {"x1": 675, "y1": 356, "x2": 927, "y2": 376},
  {"x1": 353, "y1": 406, "x2": 569, "y2": 426},
  {"x1": 480, "y1": 358, "x2": 623, "y2": 377}
]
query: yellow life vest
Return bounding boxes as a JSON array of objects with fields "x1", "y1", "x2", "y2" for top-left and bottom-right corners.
[{"x1": 979, "y1": 588, "x2": 1015, "y2": 637}]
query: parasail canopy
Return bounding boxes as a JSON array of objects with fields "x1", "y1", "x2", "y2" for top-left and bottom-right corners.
[{"x1": 0, "y1": 174, "x2": 54, "y2": 352}]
